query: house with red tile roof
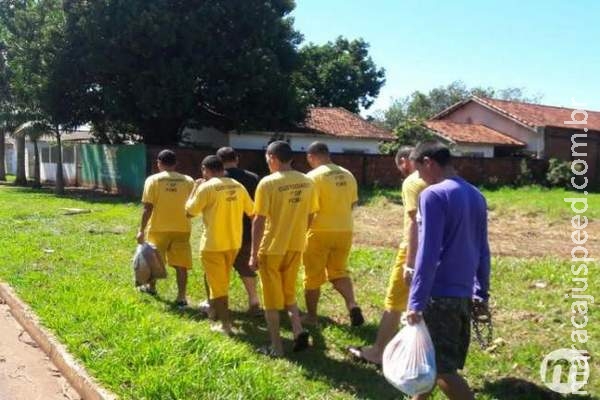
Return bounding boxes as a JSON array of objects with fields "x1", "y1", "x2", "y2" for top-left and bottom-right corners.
[
  {"x1": 181, "y1": 107, "x2": 395, "y2": 154},
  {"x1": 424, "y1": 96, "x2": 600, "y2": 184}
]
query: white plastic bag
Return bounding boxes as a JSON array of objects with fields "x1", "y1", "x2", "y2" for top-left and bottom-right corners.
[
  {"x1": 132, "y1": 242, "x2": 166, "y2": 286},
  {"x1": 382, "y1": 319, "x2": 437, "y2": 396}
]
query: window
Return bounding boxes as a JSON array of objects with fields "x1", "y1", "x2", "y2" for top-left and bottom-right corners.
[
  {"x1": 41, "y1": 147, "x2": 51, "y2": 163},
  {"x1": 40, "y1": 144, "x2": 75, "y2": 163}
]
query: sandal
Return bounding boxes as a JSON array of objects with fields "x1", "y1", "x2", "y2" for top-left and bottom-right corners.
[
  {"x1": 349, "y1": 307, "x2": 365, "y2": 327},
  {"x1": 138, "y1": 285, "x2": 157, "y2": 296},
  {"x1": 247, "y1": 304, "x2": 264, "y2": 318},
  {"x1": 346, "y1": 346, "x2": 381, "y2": 367},
  {"x1": 293, "y1": 330, "x2": 310, "y2": 352}
]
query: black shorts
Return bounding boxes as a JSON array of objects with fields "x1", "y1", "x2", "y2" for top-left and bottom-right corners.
[
  {"x1": 423, "y1": 297, "x2": 471, "y2": 374},
  {"x1": 233, "y1": 241, "x2": 256, "y2": 278}
]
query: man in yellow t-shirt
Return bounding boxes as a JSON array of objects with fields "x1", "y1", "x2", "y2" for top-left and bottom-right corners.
[
  {"x1": 186, "y1": 155, "x2": 254, "y2": 335},
  {"x1": 303, "y1": 142, "x2": 363, "y2": 327},
  {"x1": 249, "y1": 141, "x2": 318, "y2": 357},
  {"x1": 137, "y1": 149, "x2": 194, "y2": 307},
  {"x1": 348, "y1": 146, "x2": 427, "y2": 365}
]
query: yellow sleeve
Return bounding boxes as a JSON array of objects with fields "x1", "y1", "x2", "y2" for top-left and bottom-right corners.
[
  {"x1": 186, "y1": 184, "x2": 210, "y2": 217},
  {"x1": 141, "y1": 177, "x2": 156, "y2": 204},
  {"x1": 402, "y1": 179, "x2": 422, "y2": 213},
  {"x1": 310, "y1": 183, "x2": 319, "y2": 214},
  {"x1": 253, "y1": 181, "x2": 270, "y2": 217},
  {"x1": 242, "y1": 187, "x2": 254, "y2": 216}
]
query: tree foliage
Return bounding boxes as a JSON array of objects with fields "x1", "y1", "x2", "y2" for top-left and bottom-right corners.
[
  {"x1": 61, "y1": 0, "x2": 304, "y2": 144},
  {"x1": 294, "y1": 37, "x2": 385, "y2": 113}
]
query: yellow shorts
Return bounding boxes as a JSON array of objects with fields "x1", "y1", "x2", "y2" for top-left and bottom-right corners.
[
  {"x1": 384, "y1": 246, "x2": 410, "y2": 312},
  {"x1": 201, "y1": 250, "x2": 239, "y2": 299},
  {"x1": 147, "y1": 231, "x2": 192, "y2": 269},
  {"x1": 303, "y1": 231, "x2": 353, "y2": 290},
  {"x1": 258, "y1": 251, "x2": 302, "y2": 310}
]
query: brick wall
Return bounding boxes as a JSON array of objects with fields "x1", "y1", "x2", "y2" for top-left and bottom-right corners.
[{"x1": 148, "y1": 146, "x2": 549, "y2": 187}]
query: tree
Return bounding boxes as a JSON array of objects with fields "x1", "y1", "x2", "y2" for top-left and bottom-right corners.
[
  {"x1": 61, "y1": 0, "x2": 304, "y2": 144},
  {"x1": 379, "y1": 80, "x2": 542, "y2": 152},
  {"x1": 14, "y1": 121, "x2": 49, "y2": 188},
  {"x1": 0, "y1": 0, "x2": 78, "y2": 194},
  {"x1": 294, "y1": 37, "x2": 385, "y2": 113}
]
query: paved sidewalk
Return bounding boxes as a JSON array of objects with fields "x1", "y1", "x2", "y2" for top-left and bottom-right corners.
[{"x1": 0, "y1": 303, "x2": 80, "y2": 400}]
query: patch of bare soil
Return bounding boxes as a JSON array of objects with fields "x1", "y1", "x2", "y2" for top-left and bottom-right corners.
[
  {"x1": 0, "y1": 304, "x2": 80, "y2": 400},
  {"x1": 353, "y1": 200, "x2": 599, "y2": 259}
]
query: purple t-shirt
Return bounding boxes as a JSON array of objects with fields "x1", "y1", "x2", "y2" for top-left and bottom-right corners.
[{"x1": 408, "y1": 176, "x2": 491, "y2": 312}]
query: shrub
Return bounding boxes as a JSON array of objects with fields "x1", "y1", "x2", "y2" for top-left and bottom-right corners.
[{"x1": 545, "y1": 158, "x2": 582, "y2": 189}]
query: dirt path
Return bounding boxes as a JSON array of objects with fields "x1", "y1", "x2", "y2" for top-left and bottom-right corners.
[
  {"x1": 0, "y1": 303, "x2": 80, "y2": 400},
  {"x1": 353, "y1": 201, "x2": 600, "y2": 258}
]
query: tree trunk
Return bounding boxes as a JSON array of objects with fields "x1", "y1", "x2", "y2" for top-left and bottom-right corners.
[
  {"x1": 0, "y1": 129, "x2": 6, "y2": 181},
  {"x1": 32, "y1": 139, "x2": 41, "y2": 188},
  {"x1": 15, "y1": 134, "x2": 27, "y2": 186},
  {"x1": 54, "y1": 126, "x2": 64, "y2": 195}
]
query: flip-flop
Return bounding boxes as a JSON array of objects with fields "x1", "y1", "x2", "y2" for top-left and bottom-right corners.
[
  {"x1": 349, "y1": 307, "x2": 365, "y2": 327},
  {"x1": 138, "y1": 286, "x2": 157, "y2": 296},
  {"x1": 293, "y1": 330, "x2": 310, "y2": 352},
  {"x1": 346, "y1": 346, "x2": 381, "y2": 367}
]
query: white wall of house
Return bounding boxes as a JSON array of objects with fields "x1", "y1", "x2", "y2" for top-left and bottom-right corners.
[
  {"x1": 181, "y1": 128, "x2": 384, "y2": 154},
  {"x1": 288, "y1": 134, "x2": 380, "y2": 154},
  {"x1": 451, "y1": 143, "x2": 495, "y2": 158},
  {"x1": 180, "y1": 127, "x2": 228, "y2": 148},
  {"x1": 446, "y1": 102, "x2": 541, "y2": 154}
]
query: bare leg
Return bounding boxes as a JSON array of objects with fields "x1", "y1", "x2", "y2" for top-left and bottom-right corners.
[
  {"x1": 174, "y1": 267, "x2": 188, "y2": 302},
  {"x1": 264, "y1": 309, "x2": 284, "y2": 356},
  {"x1": 210, "y1": 296, "x2": 232, "y2": 335},
  {"x1": 331, "y1": 277, "x2": 358, "y2": 310},
  {"x1": 358, "y1": 310, "x2": 401, "y2": 364},
  {"x1": 285, "y1": 303, "x2": 304, "y2": 338},
  {"x1": 436, "y1": 373, "x2": 474, "y2": 400},
  {"x1": 303, "y1": 288, "x2": 320, "y2": 325},
  {"x1": 241, "y1": 276, "x2": 260, "y2": 308}
]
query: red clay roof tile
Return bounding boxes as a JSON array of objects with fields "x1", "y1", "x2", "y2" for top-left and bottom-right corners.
[
  {"x1": 424, "y1": 120, "x2": 526, "y2": 146},
  {"x1": 302, "y1": 107, "x2": 394, "y2": 140}
]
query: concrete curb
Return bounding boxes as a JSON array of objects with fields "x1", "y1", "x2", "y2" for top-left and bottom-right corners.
[{"x1": 0, "y1": 283, "x2": 117, "y2": 400}]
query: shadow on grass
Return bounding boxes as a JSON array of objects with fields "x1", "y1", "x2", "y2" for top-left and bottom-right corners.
[
  {"x1": 3, "y1": 184, "x2": 136, "y2": 205},
  {"x1": 232, "y1": 313, "x2": 404, "y2": 400},
  {"x1": 477, "y1": 377, "x2": 598, "y2": 400}
]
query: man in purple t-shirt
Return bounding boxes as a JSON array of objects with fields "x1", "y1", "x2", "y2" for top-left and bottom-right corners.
[{"x1": 405, "y1": 141, "x2": 491, "y2": 400}]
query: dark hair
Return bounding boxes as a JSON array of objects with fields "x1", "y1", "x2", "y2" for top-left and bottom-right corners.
[
  {"x1": 307, "y1": 141, "x2": 329, "y2": 156},
  {"x1": 266, "y1": 140, "x2": 293, "y2": 163},
  {"x1": 157, "y1": 149, "x2": 176, "y2": 166},
  {"x1": 411, "y1": 141, "x2": 451, "y2": 166},
  {"x1": 201, "y1": 155, "x2": 224, "y2": 172},
  {"x1": 216, "y1": 146, "x2": 237, "y2": 163},
  {"x1": 395, "y1": 146, "x2": 414, "y2": 163}
]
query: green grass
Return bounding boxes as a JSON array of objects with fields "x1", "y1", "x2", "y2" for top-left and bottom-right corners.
[
  {"x1": 361, "y1": 184, "x2": 600, "y2": 220},
  {"x1": 0, "y1": 186, "x2": 598, "y2": 399}
]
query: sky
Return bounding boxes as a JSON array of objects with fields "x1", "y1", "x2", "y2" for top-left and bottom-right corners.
[{"x1": 291, "y1": 0, "x2": 600, "y2": 116}]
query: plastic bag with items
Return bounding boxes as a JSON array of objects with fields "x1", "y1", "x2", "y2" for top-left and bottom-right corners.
[
  {"x1": 382, "y1": 319, "x2": 437, "y2": 396},
  {"x1": 132, "y1": 242, "x2": 167, "y2": 286}
]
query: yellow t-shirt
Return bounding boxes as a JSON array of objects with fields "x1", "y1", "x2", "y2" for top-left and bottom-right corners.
[
  {"x1": 400, "y1": 171, "x2": 427, "y2": 248},
  {"x1": 254, "y1": 170, "x2": 319, "y2": 255},
  {"x1": 185, "y1": 177, "x2": 254, "y2": 252},
  {"x1": 307, "y1": 163, "x2": 358, "y2": 232},
  {"x1": 142, "y1": 171, "x2": 194, "y2": 233}
]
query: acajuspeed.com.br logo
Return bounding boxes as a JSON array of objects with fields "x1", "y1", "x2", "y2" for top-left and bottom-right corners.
[{"x1": 540, "y1": 348, "x2": 590, "y2": 395}]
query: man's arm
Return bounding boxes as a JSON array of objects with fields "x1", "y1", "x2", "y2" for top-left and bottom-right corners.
[
  {"x1": 474, "y1": 201, "x2": 491, "y2": 303},
  {"x1": 249, "y1": 215, "x2": 266, "y2": 271},
  {"x1": 406, "y1": 192, "x2": 445, "y2": 324},
  {"x1": 403, "y1": 209, "x2": 418, "y2": 286},
  {"x1": 136, "y1": 203, "x2": 153, "y2": 244}
]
